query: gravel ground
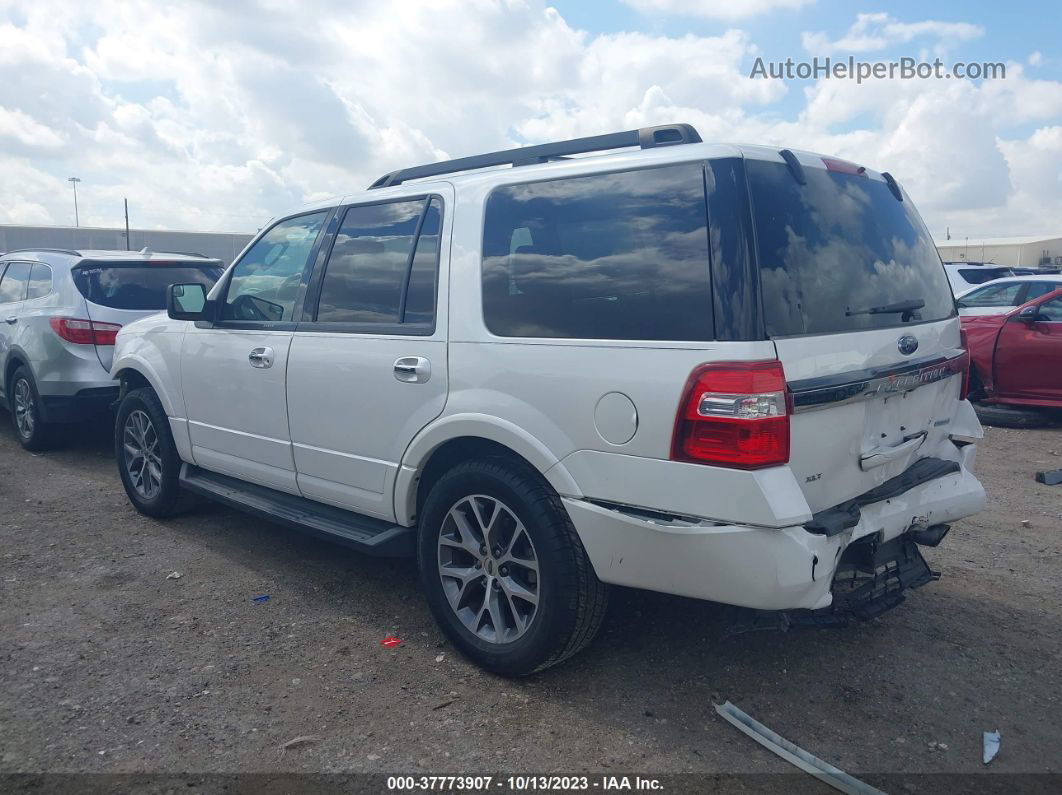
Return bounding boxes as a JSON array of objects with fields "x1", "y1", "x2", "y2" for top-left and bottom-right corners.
[{"x1": 1, "y1": 413, "x2": 1060, "y2": 790}]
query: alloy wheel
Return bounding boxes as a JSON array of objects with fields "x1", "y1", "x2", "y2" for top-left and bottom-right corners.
[
  {"x1": 13, "y1": 378, "x2": 34, "y2": 439},
  {"x1": 123, "y1": 409, "x2": 162, "y2": 500},
  {"x1": 437, "y1": 495, "x2": 540, "y2": 644}
]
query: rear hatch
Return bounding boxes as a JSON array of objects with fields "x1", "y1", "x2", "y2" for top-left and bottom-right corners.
[
  {"x1": 745, "y1": 151, "x2": 965, "y2": 515},
  {"x1": 71, "y1": 259, "x2": 223, "y2": 370}
]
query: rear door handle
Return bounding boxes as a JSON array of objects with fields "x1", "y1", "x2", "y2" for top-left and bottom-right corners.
[
  {"x1": 248, "y1": 346, "x2": 274, "y2": 368},
  {"x1": 394, "y1": 356, "x2": 430, "y2": 383}
]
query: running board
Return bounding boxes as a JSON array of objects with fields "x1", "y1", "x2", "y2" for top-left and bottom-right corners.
[{"x1": 179, "y1": 464, "x2": 415, "y2": 557}]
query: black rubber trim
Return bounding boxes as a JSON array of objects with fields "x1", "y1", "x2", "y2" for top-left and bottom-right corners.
[
  {"x1": 179, "y1": 464, "x2": 415, "y2": 557},
  {"x1": 804, "y1": 457, "x2": 961, "y2": 537}
]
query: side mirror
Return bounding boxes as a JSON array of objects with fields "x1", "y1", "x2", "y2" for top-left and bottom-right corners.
[
  {"x1": 1016, "y1": 305, "x2": 1042, "y2": 324},
  {"x1": 167, "y1": 283, "x2": 211, "y2": 321}
]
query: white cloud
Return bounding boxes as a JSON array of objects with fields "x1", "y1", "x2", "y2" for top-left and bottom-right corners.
[
  {"x1": 622, "y1": 0, "x2": 815, "y2": 20},
  {"x1": 802, "y1": 12, "x2": 983, "y2": 54},
  {"x1": 0, "y1": 2, "x2": 1059, "y2": 242}
]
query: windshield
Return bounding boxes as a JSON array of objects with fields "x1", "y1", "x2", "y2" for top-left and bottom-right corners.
[
  {"x1": 73, "y1": 263, "x2": 223, "y2": 310},
  {"x1": 748, "y1": 160, "x2": 955, "y2": 336}
]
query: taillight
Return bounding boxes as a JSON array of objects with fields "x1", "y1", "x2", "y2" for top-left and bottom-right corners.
[
  {"x1": 958, "y1": 328, "x2": 971, "y2": 400},
  {"x1": 671, "y1": 360, "x2": 790, "y2": 469},
  {"x1": 49, "y1": 317, "x2": 122, "y2": 346}
]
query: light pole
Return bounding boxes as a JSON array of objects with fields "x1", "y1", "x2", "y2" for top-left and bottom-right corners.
[{"x1": 68, "y1": 177, "x2": 81, "y2": 227}]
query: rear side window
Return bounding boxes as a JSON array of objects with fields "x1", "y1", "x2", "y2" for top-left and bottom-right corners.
[
  {"x1": 749, "y1": 160, "x2": 955, "y2": 336},
  {"x1": 27, "y1": 263, "x2": 53, "y2": 300},
  {"x1": 315, "y1": 197, "x2": 441, "y2": 327},
  {"x1": 74, "y1": 264, "x2": 223, "y2": 310},
  {"x1": 960, "y1": 282, "x2": 1022, "y2": 307},
  {"x1": 0, "y1": 262, "x2": 31, "y2": 303},
  {"x1": 481, "y1": 164, "x2": 713, "y2": 340}
]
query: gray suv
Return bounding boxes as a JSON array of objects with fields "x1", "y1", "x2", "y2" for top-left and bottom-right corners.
[{"x1": 0, "y1": 248, "x2": 222, "y2": 450}]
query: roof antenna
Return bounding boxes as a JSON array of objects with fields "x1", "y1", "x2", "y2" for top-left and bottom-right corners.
[{"x1": 139, "y1": 246, "x2": 152, "y2": 256}]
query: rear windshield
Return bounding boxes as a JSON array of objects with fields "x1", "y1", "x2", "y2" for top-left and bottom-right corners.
[
  {"x1": 959, "y1": 267, "x2": 1014, "y2": 285},
  {"x1": 73, "y1": 263, "x2": 223, "y2": 310},
  {"x1": 748, "y1": 160, "x2": 955, "y2": 337}
]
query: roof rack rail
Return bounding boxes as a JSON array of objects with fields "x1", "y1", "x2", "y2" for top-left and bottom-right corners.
[
  {"x1": 368, "y1": 123, "x2": 702, "y2": 189},
  {"x1": 2, "y1": 247, "x2": 82, "y2": 257}
]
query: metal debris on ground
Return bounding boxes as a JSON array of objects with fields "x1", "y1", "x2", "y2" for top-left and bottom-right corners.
[
  {"x1": 251, "y1": 594, "x2": 270, "y2": 603},
  {"x1": 165, "y1": 571, "x2": 182, "y2": 580},
  {"x1": 1035, "y1": 468, "x2": 1062, "y2": 486},
  {"x1": 983, "y1": 730, "x2": 1001, "y2": 764},
  {"x1": 714, "y1": 701, "x2": 886, "y2": 795},
  {"x1": 280, "y1": 735, "x2": 320, "y2": 750},
  {"x1": 380, "y1": 636, "x2": 401, "y2": 648}
]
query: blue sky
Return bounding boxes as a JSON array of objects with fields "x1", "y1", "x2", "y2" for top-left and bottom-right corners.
[{"x1": 1, "y1": 0, "x2": 1061, "y2": 239}]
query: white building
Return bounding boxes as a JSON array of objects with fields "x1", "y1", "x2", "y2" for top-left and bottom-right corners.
[
  {"x1": 0, "y1": 224, "x2": 254, "y2": 266},
  {"x1": 935, "y1": 235, "x2": 1062, "y2": 268}
]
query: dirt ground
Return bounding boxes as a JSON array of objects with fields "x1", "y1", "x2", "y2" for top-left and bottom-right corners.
[{"x1": 1, "y1": 412, "x2": 1060, "y2": 791}]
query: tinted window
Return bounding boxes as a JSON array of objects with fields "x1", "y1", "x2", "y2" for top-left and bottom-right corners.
[
  {"x1": 27, "y1": 263, "x2": 52, "y2": 300},
  {"x1": 73, "y1": 264, "x2": 222, "y2": 309},
  {"x1": 316, "y1": 198, "x2": 440, "y2": 326},
  {"x1": 959, "y1": 267, "x2": 1013, "y2": 285},
  {"x1": 224, "y1": 212, "x2": 327, "y2": 322},
  {"x1": 0, "y1": 262, "x2": 31, "y2": 303},
  {"x1": 749, "y1": 161, "x2": 954, "y2": 336},
  {"x1": 482, "y1": 164, "x2": 712, "y2": 340},
  {"x1": 961, "y1": 283, "x2": 1022, "y2": 307}
]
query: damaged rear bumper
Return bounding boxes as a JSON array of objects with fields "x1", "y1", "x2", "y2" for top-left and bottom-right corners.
[{"x1": 563, "y1": 445, "x2": 984, "y2": 613}]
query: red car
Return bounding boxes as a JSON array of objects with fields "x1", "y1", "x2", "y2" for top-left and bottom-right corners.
[{"x1": 962, "y1": 287, "x2": 1062, "y2": 409}]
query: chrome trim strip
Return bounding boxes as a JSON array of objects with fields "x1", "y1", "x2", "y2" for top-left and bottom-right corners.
[{"x1": 788, "y1": 350, "x2": 966, "y2": 414}]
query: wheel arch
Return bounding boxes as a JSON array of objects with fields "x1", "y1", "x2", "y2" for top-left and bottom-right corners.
[
  {"x1": 113, "y1": 357, "x2": 177, "y2": 417},
  {"x1": 394, "y1": 414, "x2": 582, "y2": 527}
]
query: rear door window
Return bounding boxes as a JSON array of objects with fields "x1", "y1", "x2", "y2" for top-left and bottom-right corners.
[
  {"x1": 73, "y1": 263, "x2": 223, "y2": 310},
  {"x1": 748, "y1": 160, "x2": 955, "y2": 336},
  {"x1": 481, "y1": 164, "x2": 712, "y2": 340},
  {"x1": 27, "y1": 264, "x2": 53, "y2": 300},
  {"x1": 0, "y1": 262, "x2": 31, "y2": 303},
  {"x1": 313, "y1": 197, "x2": 441, "y2": 327}
]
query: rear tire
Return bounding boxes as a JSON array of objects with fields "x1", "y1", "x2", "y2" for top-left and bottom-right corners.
[
  {"x1": 9, "y1": 366, "x2": 55, "y2": 451},
  {"x1": 115, "y1": 387, "x2": 195, "y2": 517},
  {"x1": 417, "y1": 457, "x2": 608, "y2": 676}
]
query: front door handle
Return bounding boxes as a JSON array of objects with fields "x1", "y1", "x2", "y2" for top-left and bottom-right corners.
[
  {"x1": 394, "y1": 356, "x2": 430, "y2": 383},
  {"x1": 248, "y1": 346, "x2": 274, "y2": 368},
  {"x1": 4, "y1": 316, "x2": 15, "y2": 325}
]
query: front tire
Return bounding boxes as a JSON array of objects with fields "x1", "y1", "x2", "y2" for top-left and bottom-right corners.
[
  {"x1": 115, "y1": 387, "x2": 192, "y2": 517},
  {"x1": 417, "y1": 458, "x2": 608, "y2": 676},
  {"x1": 9, "y1": 366, "x2": 54, "y2": 451}
]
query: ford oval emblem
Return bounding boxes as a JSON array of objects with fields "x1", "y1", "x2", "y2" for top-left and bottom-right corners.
[{"x1": 897, "y1": 335, "x2": 919, "y2": 355}]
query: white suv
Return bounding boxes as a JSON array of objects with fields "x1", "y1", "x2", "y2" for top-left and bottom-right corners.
[{"x1": 111, "y1": 124, "x2": 986, "y2": 674}]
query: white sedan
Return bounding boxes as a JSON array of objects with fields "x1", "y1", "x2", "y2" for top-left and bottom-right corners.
[{"x1": 956, "y1": 274, "x2": 1062, "y2": 316}]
